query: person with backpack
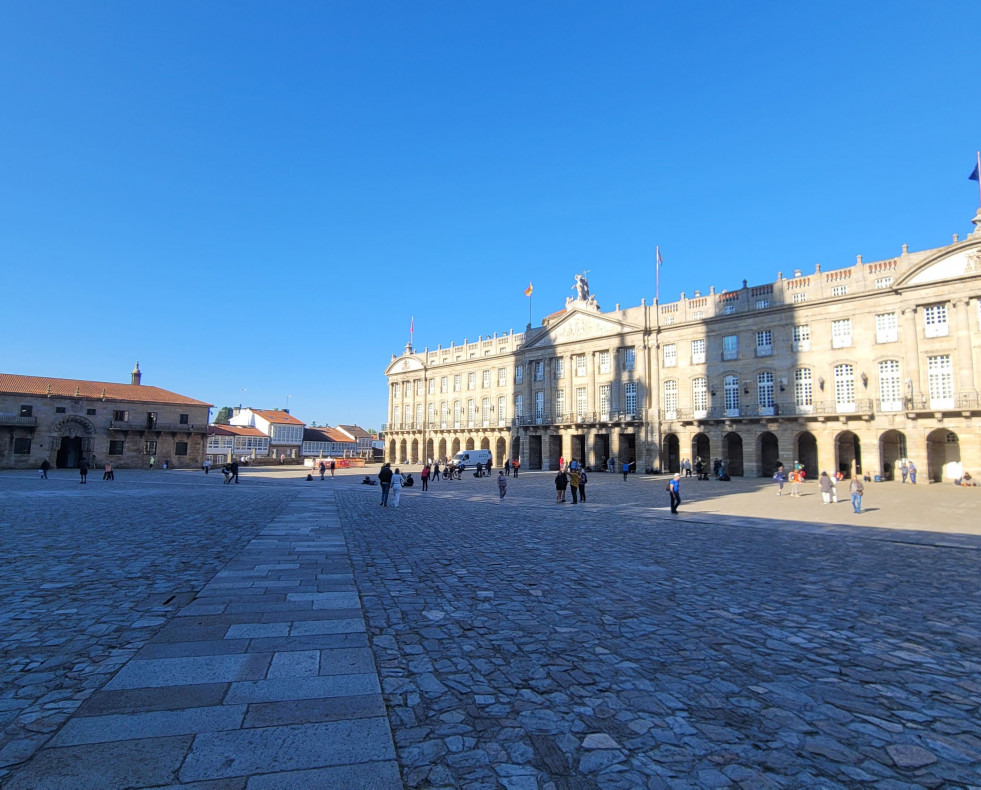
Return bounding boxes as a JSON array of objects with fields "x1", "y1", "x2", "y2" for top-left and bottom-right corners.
[
  {"x1": 420, "y1": 464, "x2": 430, "y2": 491},
  {"x1": 378, "y1": 463, "x2": 393, "y2": 506},
  {"x1": 578, "y1": 468, "x2": 588, "y2": 502},
  {"x1": 554, "y1": 468, "x2": 568, "y2": 503}
]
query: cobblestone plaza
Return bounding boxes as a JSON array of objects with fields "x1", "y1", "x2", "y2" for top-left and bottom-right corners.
[{"x1": 1, "y1": 468, "x2": 979, "y2": 788}]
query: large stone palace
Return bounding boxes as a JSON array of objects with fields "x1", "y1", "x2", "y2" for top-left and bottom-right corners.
[
  {"x1": 0, "y1": 364, "x2": 211, "y2": 469},
  {"x1": 384, "y1": 210, "x2": 981, "y2": 482}
]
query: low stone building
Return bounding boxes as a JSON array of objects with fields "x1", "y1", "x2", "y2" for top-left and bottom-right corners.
[{"x1": 0, "y1": 364, "x2": 212, "y2": 470}]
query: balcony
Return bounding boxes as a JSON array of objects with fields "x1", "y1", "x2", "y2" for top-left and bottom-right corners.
[
  {"x1": 0, "y1": 414, "x2": 38, "y2": 428},
  {"x1": 109, "y1": 421, "x2": 199, "y2": 433}
]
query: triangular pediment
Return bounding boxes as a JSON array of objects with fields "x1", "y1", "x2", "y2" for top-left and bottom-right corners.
[
  {"x1": 523, "y1": 308, "x2": 641, "y2": 349},
  {"x1": 385, "y1": 355, "x2": 425, "y2": 375},
  {"x1": 897, "y1": 240, "x2": 981, "y2": 287}
]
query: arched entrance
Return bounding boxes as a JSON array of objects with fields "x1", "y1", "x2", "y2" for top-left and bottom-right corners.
[
  {"x1": 53, "y1": 416, "x2": 95, "y2": 468},
  {"x1": 496, "y1": 437, "x2": 507, "y2": 467},
  {"x1": 410, "y1": 439, "x2": 419, "y2": 464},
  {"x1": 835, "y1": 431, "x2": 861, "y2": 478},
  {"x1": 399, "y1": 439, "x2": 408, "y2": 464},
  {"x1": 758, "y1": 432, "x2": 779, "y2": 477},
  {"x1": 438, "y1": 438, "x2": 447, "y2": 462},
  {"x1": 388, "y1": 439, "x2": 396, "y2": 462},
  {"x1": 451, "y1": 437, "x2": 461, "y2": 456},
  {"x1": 795, "y1": 432, "x2": 818, "y2": 479},
  {"x1": 878, "y1": 430, "x2": 906, "y2": 481},
  {"x1": 662, "y1": 434, "x2": 680, "y2": 473},
  {"x1": 480, "y1": 437, "x2": 490, "y2": 451},
  {"x1": 927, "y1": 429, "x2": 960, "y2": 482},
  {"x1": 692, "y1": 433, "x2": 710, "y2": 466},
  {"x1": 426, "y1": 439, "x2": 434, "y2": 463},
  {"x1": 511, "y1": 436, "x2": 521, "y2": 466},
  {"x1": 723, "y1": 432, "x2": 744, "y2": 476},
  {"x1": 465, "y1": 437, "x2": 475, "y2": 451}
]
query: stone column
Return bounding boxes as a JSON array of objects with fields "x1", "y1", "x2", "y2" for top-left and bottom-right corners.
[{"x1": 901, "y1": 307, "x2": 921, "y2": 400}]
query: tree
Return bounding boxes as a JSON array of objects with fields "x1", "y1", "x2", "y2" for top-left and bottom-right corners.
[
  {"x1": 310, "y1": 420, "x2": 319, "y2": 427},
  {"x1": 214, "y1": 406, "x2": 234, "y2": 425}
]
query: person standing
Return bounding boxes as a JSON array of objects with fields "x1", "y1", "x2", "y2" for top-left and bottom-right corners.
[
  {"x1": 569, "y1": 468, "x2": 580, "y2": 504},
  {"x1": 667, "y1": 473, "x2": 681, "y2": 514},
  {"x1": 554, "y1": 469, "x2": 568, "y2": 503},
  {"x1": 819, "y1": 471, "x2": 833, "y2": 504},
  {"x1": 203, "y1": 458, "x2": 211, "y2": 474},
  {"x1": 900, "y1": 459, "x2": 909, "y2": 483},
  {"x1": 622, "y1": 460, "x2": 629, "y2": 482},
  {"x1": 330, "y1": 460, "x2": 336, "y2": 478},
  {"x1": 497, "y1": 470, "x2": 508, "y2": 500},
  {"x1": 485, "y1": 458, "x2": 492, "y2": 478},
  {"x1": 79, "y1": 458, "x2": 89, "y2": 484},
  {"x1": 319, "y1": 461, "x2": 326, "y2": 480},
  {"x1": 850, "y1": 476, "x2": 865, "y2": 513},
  {"x1": 149, "y1": 456, "x2": 155, "y2": 471},
  {"x1": 104, "y1": 461, "x2": 114, "y2": 481},
  {"x1": 504, "y1": 458, "x2": 511, "y2": 477},
  {"x1": 773, "y1": 464, "x2": 786, "y2": 495},
  {"x1": 420, "y1": 464, "x2": 430, "y2": 491},
  {"x1": 391, "y1": 468, "x2": 404, "y2": 508},
  {"x1": 558, "y1": 456, "x2": 565, "y2": 473},
  {"x1": 513, "y1": 458, "x2": 520, "y2": 478},
  {"x1": 578, "y1": 468, "x2": 588, "y2": 502},
  {"x1": 40, "y1": 459, "x2": 51, "y2": 479},
  {"x1": 378, "y1": 463, "x2": 393, "y2": 506},
  {"x1": 432, "y1": 461, "x2": 440, "y2": 482},
  {"x1": 908, "y1": 460, "x2": 917, "y2": 484},
  {"x1": 229, "y1": 460, "x2": 239, "y2": 483},
  {"x1": 790, "y1": 468, "x2": 801, "y2": 497}
]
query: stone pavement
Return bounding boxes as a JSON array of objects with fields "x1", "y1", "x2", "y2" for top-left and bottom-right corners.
[{"x1": 1, "y1": 466, "x2": 980, "y2": 788}]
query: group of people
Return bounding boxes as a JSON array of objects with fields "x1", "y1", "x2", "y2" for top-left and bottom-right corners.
[
  {"x1": 774, "y1": 462, "x2": 865, "y2": 512},
  {"x1": 317, "y1": 460, "x2": 337, "y2": 480},
  {"x1": 554, "y1": 464, "x2": 588, "y2": 503},
  {"x1": 898, "y1": 459, "x2": 918, "y2": 484}
]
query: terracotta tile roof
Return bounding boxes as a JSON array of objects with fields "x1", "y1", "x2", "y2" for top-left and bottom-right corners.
[
  {"x1": 335, "y1": 424, "x2": 372, "y2": 439},
  {"x1": 303, "y1": 427, "x2": 354, "y2": 443},
  {"x1": 208, "y1": 425, "x2": 266, "y2": 437},
  {"x1": 250, "y1": 409, "x2": 305, "y2": 426},
  {"x1": 0, "y1": 373, "x2": 211, "y2": 407}
]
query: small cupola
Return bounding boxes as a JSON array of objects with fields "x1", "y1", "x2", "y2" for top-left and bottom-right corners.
[{"x1": 131, "y1": 362, "x2": 142, "y2": 386}]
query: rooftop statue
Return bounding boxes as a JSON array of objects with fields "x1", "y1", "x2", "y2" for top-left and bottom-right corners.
[{"x1": 566, "y1": 271, "x2": 600, "y2": 311}]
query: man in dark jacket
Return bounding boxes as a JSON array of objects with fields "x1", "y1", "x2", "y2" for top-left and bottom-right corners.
[{"x1": 378, "y1": 463, "x2": 393, "y2": 506}]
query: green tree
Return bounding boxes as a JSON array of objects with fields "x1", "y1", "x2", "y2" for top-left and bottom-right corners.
[{"x1": 214, "y1": 406, "x2": 234, "y2": 425}]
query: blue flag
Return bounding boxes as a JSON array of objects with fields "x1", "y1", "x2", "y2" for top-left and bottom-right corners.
[{"x1": 971, "y1": 163, "x2": 980, "y2": 182}]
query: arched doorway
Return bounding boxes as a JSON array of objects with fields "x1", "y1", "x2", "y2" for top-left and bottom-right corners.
[
  {"x1": 496, "y1": 437, "x2": 507, "y2": 467},
  {"x1": 465, "y1": 437, "x2": 475, "y2": 451},
  {"x1": 692, "y1": 433, "x2": 710, "y2": 467},
  {"x1": 662, "y1": 434, "x2": 680, "y2": 473},
  {"x1": 53, "y1": 416, "x2": 94, "y2": 468},
  {"x1": 511, "y1": 436, "x2": 521, "y2": 466},
  {"x1": 480, "y1": 437, "x2": 490, "y2": 451},
  {"x1": 878, "y1": 430, "x2": 906, "y2": 481},
  {"x1": 835, "y1": 431, "x2": 861, "y2": 478},
  {"x1": 425, "y1": 439, "x2": 434, "y2": 463},
  {"x1": 927, "y1": 429, "x2": 960, "y2": 482},
  {"x1": 758, "y1": 432, "x2": 779, "y2": 476},
  {"x1": 399, "y1": 439, "x2": 408, "y2": 463},
  {"x1": 410, "y1": 439, "x2": 419, "y2": 464},
  {"x1": 723, "y1": 432, "x2": 744, "y2": 476},
  {"x1": 795, "y1": 432, "x2": 818, "y2": 479},
  {"x1": 451, "y1": 437, "x2": 461, "y2": 456},
  {"x1": 437, "y1": 438, "x2": 447, "y2": 462},
  {"x1": 388, "y1": 439, "x2": 396, "y2": 462}
]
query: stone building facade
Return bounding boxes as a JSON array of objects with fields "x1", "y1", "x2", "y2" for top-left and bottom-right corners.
[
  {"x1": 0, "y1": 364, "x2": 212, "y2": 470},
  {"x1": 384, "y1": 211, "x2": 981, "y2": 482}
]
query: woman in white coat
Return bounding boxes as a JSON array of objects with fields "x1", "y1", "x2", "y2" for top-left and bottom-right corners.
[{"x1": 391, "y1": 468, "x2": 405, "y2": 508}]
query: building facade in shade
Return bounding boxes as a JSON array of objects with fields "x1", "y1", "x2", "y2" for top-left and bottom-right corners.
[
  {"x1": 0, "y1": 364, "x2": 211, "y2": 469},
  {"x1": 384, "y1": 211, "x2": 981, "y2": 482}
]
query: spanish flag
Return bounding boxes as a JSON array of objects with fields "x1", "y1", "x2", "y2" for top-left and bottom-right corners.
[{"x1": 524, "y1": 282, "x2": 533, "y2": 296}]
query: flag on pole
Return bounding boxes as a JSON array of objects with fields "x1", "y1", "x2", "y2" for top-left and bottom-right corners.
[
  {"x1": 410, "y1": 315, "x2": 414, "y2": 333},
  {"x1": 656, "y1": 246, "x2": 663, "y2": 267},
  {"x1": 971, "y1": 163, "x2": 980, "y2": 182},
  {"x1": 524, "y1": 282, "x2": 533, "y2": 296}
]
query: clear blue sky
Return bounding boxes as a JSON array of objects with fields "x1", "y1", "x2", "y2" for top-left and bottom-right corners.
[{"x1": 2, "y1": 1, "x2": 979, "y2": 429}]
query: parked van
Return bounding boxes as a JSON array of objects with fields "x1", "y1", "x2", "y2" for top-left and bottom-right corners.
[{"x1": 451, "y1": 449, "x2": 492, "y2": 468}]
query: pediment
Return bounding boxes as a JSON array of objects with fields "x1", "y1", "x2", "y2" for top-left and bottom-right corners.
[
  {"x1": 524, "y1": 309, "x2": 640, "y2": 349},
  {"x1": 898, "y1": 242, "x2": 981, "y2": 287},
  {"x1": 385, "y1": 355, "x2": 425, "y2": 375}
]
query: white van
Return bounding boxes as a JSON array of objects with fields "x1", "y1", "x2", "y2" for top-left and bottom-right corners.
[{"x1": 451, "y1": 449, "x2": 492, "y2": 468}]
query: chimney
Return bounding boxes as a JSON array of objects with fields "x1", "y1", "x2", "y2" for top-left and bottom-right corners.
[{"x1": 131, "y1": 362, "x2": 142, "y2": 386}]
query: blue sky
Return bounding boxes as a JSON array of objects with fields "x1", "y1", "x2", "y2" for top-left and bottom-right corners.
[{"x1": 2, "y1": 1, "x2": 979, "y2": 429}]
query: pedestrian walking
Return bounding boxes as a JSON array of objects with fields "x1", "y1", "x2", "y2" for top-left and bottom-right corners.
[
  {"x1": 569, "y1": 468, "x2": 580, "y2": 504},
  {"x1": 578, "y1": 468, "x2": 588, "y2": 502},
  {"x1": 622, "y1": 460, "x2": 629, "y2": 481},
  {"x1": 850, "y1": 476, "x2": 865, "y2": 513},
  {"x1": 497, "y1": 470, "x2": 508, "y2": 499},
  {"x1": 78, "y1": 459, "x2": 89, "y2": 484},
  {"x1": 819, "y1": 471, "x2": 833, "y2": 504},
  {"x1": 149, "y1": 456, "x2": 155, "y2": 471},
  {"x1": 40, "y1": 459, "x2": 51, "y2": 479},
  {"x1": 378, "y1": 463, "x2": 393, "y2": 506},
  {"x1": 230, "y1": 460, "x2": 239, "y2": 483},
  {"x1": 790, "y1": 468, "x2": 801, "y2": 497},
  {"x1": 391, "y1": 468, "x2": 404, "y2": 508},
  {"x1": 330, "y1": 460, "x2": 336, "y2": 478},
  {"x1": 103, "y1": 461, "x2": 114, "y2": 481},
  {"x1": 908, "y1": 461, "x2": 917, "y2": 484},
  {"x1": 513, "y1": 458, "x2": 520, "y2": 478},
  {"x1": 667, "y1": 473, "x2": 681, "y2": 513},
  {"x1": 319, "y1": 461, "x2": 326, "y2": 480},
  {"x1": 432, "y1": 461, "x2": 440, "y2": 482},
  {"x1": 504, "y1": 458, "x2": 511, "y2": 476},
  {"x1": 421, "y1": 464, "x2": 430, "y2": 491},
  {"x1": 555, "y1": 469, "x2": 568, "y2": 503},
  {"x1": 900, "y1": 459, "x2": 908, "y2": 483},
  {"x1": 773, "y1": 464, "x2": 785, "y2": 495}
]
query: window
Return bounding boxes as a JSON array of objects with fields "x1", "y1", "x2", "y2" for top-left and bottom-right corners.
[
  {"x1": 402, "y1": 382, "x2": 410, "y2": 397},
  {"x1": 393, "y1": 406, "x2": 400, "y2": 427},
  {"x1": 428, "y1": 403, "x2": 435, "y2": 425},
  {"x1": 108, "y1": 440, "x2": 125, "y2": 455},
  {"x1": 927, "y1": 355, "x2": 954, "y2": 407},
  {"x1": 599, "y1": 351, "x2": 611, "y2": 374},
  {"x1": 724, "y1": 375, "x2": 739, "y2": 415},
  {"x1": 924, "y1": 304, "x2": 949, "y2": 338},
  {"x1": 534, "y1": 361, "x2": 544, "y2": 381},
  {"x1": 497, "y1": 396, "x2": 506, "y2": 423},
  {"x1": 875, "y1": 277, "x2": 893, "y2": 289},
  {"x1": 663, "y1": 380, "x2": 678, "y2": 419},
  {"x1": 723, "y1": 304, "x2": 736, "y2": 315},
  {"x1": 498, "y1": 367, "x2": 507, "y2": 386},
  {"x1": 878, "y1": 360, "x2": 902, "y2": 411},
  {"x1": 482, "y1": 397, "x2": 491, "y2": 425},
  {"x1": 692, "y1": 311, "x2": 704, "y2": 320},
  {"x1": 723, "y1": 335, "x2": 738, "y2": 361},
  {"x1": 831, "y1": 285, "x2": 847, "y2": 297},
  {"x1": 663, "y1": 344, "x2": 676, "y2": 367},
  {"x1": 514, "y1": 394, "x2": 523, "y2": 417},
  {"x1": 756, "y1": 299, "x2": 770, "y2": 310},
  {"x1": 535, "y1": 391, "x2": 544, "y2": 422},
  {"x1": 179, "y1": 413, "x2": 189, "y2": 424},
  {"x1": 467, "y1": 398, "x2": 476, "y2": 425},
  {"x1": 468, "y1": 372, "x2": 476, "y2": 390},
  {"x1": 19, "y1": 405, "x2": 33, "y2": 418},
  {"x1": 575, "y1": 387, "x2": 587, "y2": 418},
  {"x1": 440, "y1": 376, "x2": 448, "y2": 393},
  {"x1": 692, "y1": 377, "x2": 708, "y2": 414},
  {"x1": 831, "y1": 319, "x2": 852, "y2": 349},
  {"x1": 453, "y1": 401, "x2": 461, "y2": 427},
  {"x1": 416, "y1": 380, "x2": 424, "y2": 396},
  {"x1": 440, "y1": 402, "x2": 448, "y2": 428},
  {"x1": 515, "y1": 365, "x2": 523, "y2": 384},
  {"x1": 574, "y1": 354, "x2": 586, "y2": 376},
  {"x1": 792, "y1": 293, "x2": 807, "y2": 304},
  {"x1": 834, "y1": 364, "x2": 855, "y2": 412},
  {"x1": 664, "y1": 316, "x2": 675, "y2": 325},
  {"x1": 554, "y1": 358, "x2": 564, "y2": 378},
  {"x1": 143, "y1": 440, "x2": 157, "y2": 455},
  {"x1": 428, "y1": 379, "x2": 435, "y2": 395},
  {"x1": 55, "y1": 407, "x2": 66, "y2": 414},
  {"x1": 13, "y1": 437, "x2": 31, "y2": 454},
  {"x1": 416, "y1": 404, "x2": 423, "y2": 425},
  {"x1": 453, "y1": 374, "x2": 461, "y2": 392},
  {"x1": 175, "y1": 442, "x2": 188, "y2": 456},
  {"x1": 86, "y1": 408, "x2": 97, "y2": 416},
  {"x1": 755, "y1": 330, "x2": 772, "y2": 357},
  {"x1": 793, "y1": 324, "x2": 810, "y2": 351},
  {"x1": 691, "y1": 339, "x2": 706, "y2": 364},
  {"x1": 483, "y1": 370, "x2": 491, "y2": 388},
  {"x1": 624, "y1": 382, "x2": 637, "y2": 415},
  {"x1": 623, "y1": 347, "x2": 636, "y2": 371},
  {"x1": 555, "y1": 388, "x2": 566, "y2": 416},
  {"x1": 758, "y1": 372, "x2": 774, "y2": 413},
  {"x1": 794, "y1": 368, "x2": 812, "y2": 411},
  {"x1": 875, "y1": 312, "x2": 898, "y2": 343},
  {"x1": 599, "y1": 384, "x2": 611, "y2": 418}
]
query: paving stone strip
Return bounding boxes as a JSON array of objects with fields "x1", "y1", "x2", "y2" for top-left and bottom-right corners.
[{"x1": 1, "y1": 485, "x2": 400, "y2": 789}]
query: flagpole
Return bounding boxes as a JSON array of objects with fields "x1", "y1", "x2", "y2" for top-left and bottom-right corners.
[
  {"x1": 655, "y1": 245, "x2": 660, "y2": 305},
  {"x1": 977, "y1": 150, "x2": 981, "y2": 207}
]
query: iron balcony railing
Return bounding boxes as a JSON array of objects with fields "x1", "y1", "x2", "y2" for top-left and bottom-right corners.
[{"x1": 0, "y1": 414, "x2": 38, "y2": 427}]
